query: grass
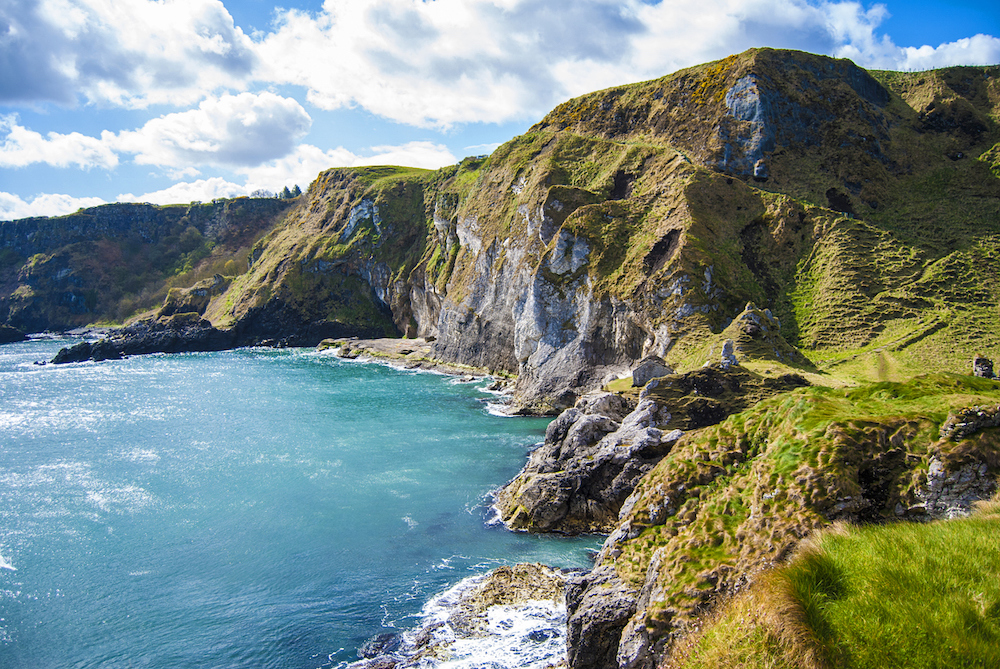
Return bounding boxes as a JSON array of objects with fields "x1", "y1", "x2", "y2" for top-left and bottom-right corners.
[
  {"x1": 672, "y1": 497, "x2": 1000, "y2": 669},
  {"x1": 609, "y1": 373, "x2": 1000, "y2": 640}
]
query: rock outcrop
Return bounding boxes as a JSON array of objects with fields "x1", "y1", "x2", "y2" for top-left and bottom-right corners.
[
  {"x1": 352, "y1": 563, "x2": 571, "y2": 669},
  {"x1": 52, "y1": 313, "x2": 232, "y2": 363},
  {"x1": 0, "y1": 324, "x2": 25, "y2": 344},
  {"x1": 563, "y1": 374, "x2": 1000, "y2": 669},
  {"x1": 974, "y1": 355, "x2": 996, "y2": 378},
  {"x1": 496, "y1": 366, "x2": 809, "y2": 535}
]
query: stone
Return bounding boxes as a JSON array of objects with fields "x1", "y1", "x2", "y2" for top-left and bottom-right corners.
[
  {"x1": 631, "y1": 356, "x2": 674, "y2": 387},
  {"x1": 973, "y1": 355, "x2": 995, "y2": 378},
  {"x1": 358, "y1": 633, "x2": 402, "y2": 659},
  {"x1": 0, "y1": 325, "x2": 26, "y2": 345},
  {"x1": 566, "y1": 564, "x2": 638, "y2": 669},
  {"x1": 720, "y1": 339, "x2": 738, "y2": 369}
]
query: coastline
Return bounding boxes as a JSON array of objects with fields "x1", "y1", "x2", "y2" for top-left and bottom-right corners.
[{"x1": 318, "y1": 337, "x2": 515, "y2": 387}]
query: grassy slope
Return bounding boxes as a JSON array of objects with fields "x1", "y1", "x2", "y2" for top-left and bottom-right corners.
[
  {"x1": 670, "y1": 497, "x2": 1000, "y2": 669},
  {"x1": 608, "y1": 373, "x2": 1000, "y2": 646},
  {"x1": 535, "y1": 50, "x2": 1000, "y2": 383}
]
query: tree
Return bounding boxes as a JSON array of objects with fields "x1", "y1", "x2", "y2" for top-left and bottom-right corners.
[
  {"x1": 281, "y1": 186, "x2": 293, "y2": 199},
  {"x1": 292, "y1": 185, "x2": 302, "y2": 197}
]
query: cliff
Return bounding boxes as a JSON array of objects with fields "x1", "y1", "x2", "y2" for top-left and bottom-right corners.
[
  {"x1": 0, "y1": 197, "x2": 295, "y2": 332},
  {"x1": 198, "y1": 49, "x2": 1000, "y2": 415},
  {"x1": 6, "y1": 48, "x2": 1000, "y2": 667}
]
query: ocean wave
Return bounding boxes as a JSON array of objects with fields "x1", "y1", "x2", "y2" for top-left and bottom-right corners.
[{"x1": 348, "y1": 564, "x2": 570, "y2": 669}]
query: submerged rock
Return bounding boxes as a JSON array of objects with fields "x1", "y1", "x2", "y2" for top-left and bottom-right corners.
[{"x1": 351, "y1": 563, "x2": 571, "y2": 669}]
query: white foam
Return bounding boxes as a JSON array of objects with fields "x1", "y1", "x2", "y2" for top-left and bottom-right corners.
[
  {"x1": 359, "y1": 572, "x2": 569, "y2": 669},
  {"x1": 0, "y1": 553, "x2": 15, "y2": 571}
]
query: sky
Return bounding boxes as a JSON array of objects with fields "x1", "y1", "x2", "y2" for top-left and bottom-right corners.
[{"x1": 1, "y1": 0, "x2": 999, "y2": 221}]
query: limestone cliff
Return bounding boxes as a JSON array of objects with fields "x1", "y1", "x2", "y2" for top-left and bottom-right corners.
[
  {"x1": 15, "y1": 50, "x2": 1000, "y2": 416},
  {"x1": 203, "y1": 49, "x2": 999, "y2": 414}
]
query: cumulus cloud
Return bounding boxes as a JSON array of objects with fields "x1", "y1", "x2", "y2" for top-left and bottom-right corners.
[
  {"x1": 0, "y1": 115, "x2": 118, "y2": 169},
  {"x1": 240, "y1": 141, "x2": 457, "y2": 193},
  {"x1": 0, "y1": 92, "x2": 310, "y2": 173},
  {"x1": 896, "y1": 34, "x2": 1000, "y2": 70},
  {"x1": 117, "y1": 177, "x2": 250, "y2": 205},
  {"x1": 0, "y1": 0, "x2": 256, "y2": 107},
  {"x1": 112, "y1": 92, "x2": 312, "y2": 168},
  {"x1": 0, "y1": 190, "x2": 106, "y2": 220},
  {"x1": 4, "y1": 0, "x2": 997, "y2": 130},
  {"x1": 112, "y1": 141, "x2": 457, "y2": 205},
  {"x1": 255, "y1": 0, "x2": 649, "y2": 127},
  {"x1": 253, "y1": 0, "x2": 1000, "y2": 128}
]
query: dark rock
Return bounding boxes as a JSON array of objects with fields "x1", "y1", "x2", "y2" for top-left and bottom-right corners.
[
  {"x1": 358, "y1": 633, "x2": 402, "y2": 659},
  {"x1": 0, "y1": 324, "x2": 27, "y2": 344},
  {"x1": 51, "y1": 340, "x2": 95, "y2": 364},
  {"x1": 51, "y1": 316, "x2": 234, "y2": 364},
  {"x1": 973, "y1": 355, "x2": 995, "y2": 378},
  {"x1": 566, "y1": 564, "x2": 638, "y2": 669},
  {"x1": 496, "y1": 394, "x2": 675, "y2": 534}
]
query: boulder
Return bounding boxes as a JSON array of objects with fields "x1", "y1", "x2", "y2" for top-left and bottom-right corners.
[
  {"x1": 566, "y1": 564, "x2": 638, "y2": 669},
  {"x1": 973, "y1": 355, "x2": 995, "y2": 378},
  {"x1": 0, "y1": 325, "x2": 26, "y2": 344},
  {"x1": 631, "y1": 356, "x2": 674, "y2": 387}
]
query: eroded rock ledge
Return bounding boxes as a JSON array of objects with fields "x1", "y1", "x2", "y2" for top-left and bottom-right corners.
[{"x1": 494, "y1": 365, "x2": 808, "y2": 535}]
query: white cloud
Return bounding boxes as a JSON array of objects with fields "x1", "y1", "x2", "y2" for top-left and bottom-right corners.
[
  {"x1": 0, "y1": 0, "x2": 256, "y2": 108},
  {"x1": 897, "y1": 34, "x2": 1000, "y2": 71},
  {"x1": 253, "y1": 0, "x2": 1000, "y2": 129},
  {"x1": 0, "y1": 190, "x2": 106, "y2": 220},
  {"x1": 256, "y1": 0, "x2": 649, "y2": 128},
  {"x1": 0, "y1": 115, "x2": 118, "y2": 169},
  {"x1": 3, "y1": 0, "x2": 997, "y2": 131},
  {"x1": 112, "y1": 141, "x2": 457, "y2": 206},
  {"x1": 112, "y1": 92, "x2": 312, "y2": 168},
  {"x1": 240, "y1": 141, "x2": 458, "y2": 194},
  {"x1": 117, "y1": 177, "x2": 249, "y2": 205}
]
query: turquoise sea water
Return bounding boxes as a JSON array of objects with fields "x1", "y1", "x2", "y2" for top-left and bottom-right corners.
[{"x1": 0, "y1": 339, "x2": 599, "y2": 668}]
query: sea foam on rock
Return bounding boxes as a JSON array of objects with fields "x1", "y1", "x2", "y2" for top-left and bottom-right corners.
[{"x1": 352, "y1": 563, "x2": 572, "y2": 669}]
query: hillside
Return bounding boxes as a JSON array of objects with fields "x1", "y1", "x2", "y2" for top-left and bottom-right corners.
[
  {"x1": 0, "y1": 198, "x2": 295, "y2": 332},
  {"x1": 669, "y1": 495, "x2": 1000, "y2": 669},
  {"x1": 3, "y1": 49, "x2": 998, "y2": 407}
]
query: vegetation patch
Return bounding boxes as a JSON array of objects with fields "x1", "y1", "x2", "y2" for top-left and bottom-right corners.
[
  {"x1": 608, "y1": 374, "x2": 1000, "y2": 642},
  {"x1": 670, "y1": 496, "x2": 1000, "y2": 669}
]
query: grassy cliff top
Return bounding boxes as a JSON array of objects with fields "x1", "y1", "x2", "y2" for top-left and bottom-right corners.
[{"x1": 671, "y1": 495, "x2": 1000, "y2": 669}]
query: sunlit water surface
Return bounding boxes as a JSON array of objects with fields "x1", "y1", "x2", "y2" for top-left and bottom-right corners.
[{"x1": 0, "y1": 339, "x2": 599, "y2": 668}]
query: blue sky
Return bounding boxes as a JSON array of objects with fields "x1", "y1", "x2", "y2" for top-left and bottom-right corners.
[{"x1": 1, "y1": 0, "x2": 998, "y2": 220}]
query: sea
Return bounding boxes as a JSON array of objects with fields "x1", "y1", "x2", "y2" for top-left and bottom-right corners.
[{"x1": 0, "y1": 338, "x2": 601, "y2": 669}]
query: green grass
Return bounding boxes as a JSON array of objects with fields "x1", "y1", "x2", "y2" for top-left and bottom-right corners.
[
  {"x1": 672, "y1": 499, "x2": 1000, "y2": 669},
  {"x1": 610, "y1": 373, "x2": 1000, "y2": 639}
]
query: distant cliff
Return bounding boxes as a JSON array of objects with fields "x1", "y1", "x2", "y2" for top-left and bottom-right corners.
[{"x1": 0, "y1": 198, "x2": 295, "y2": 332}]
